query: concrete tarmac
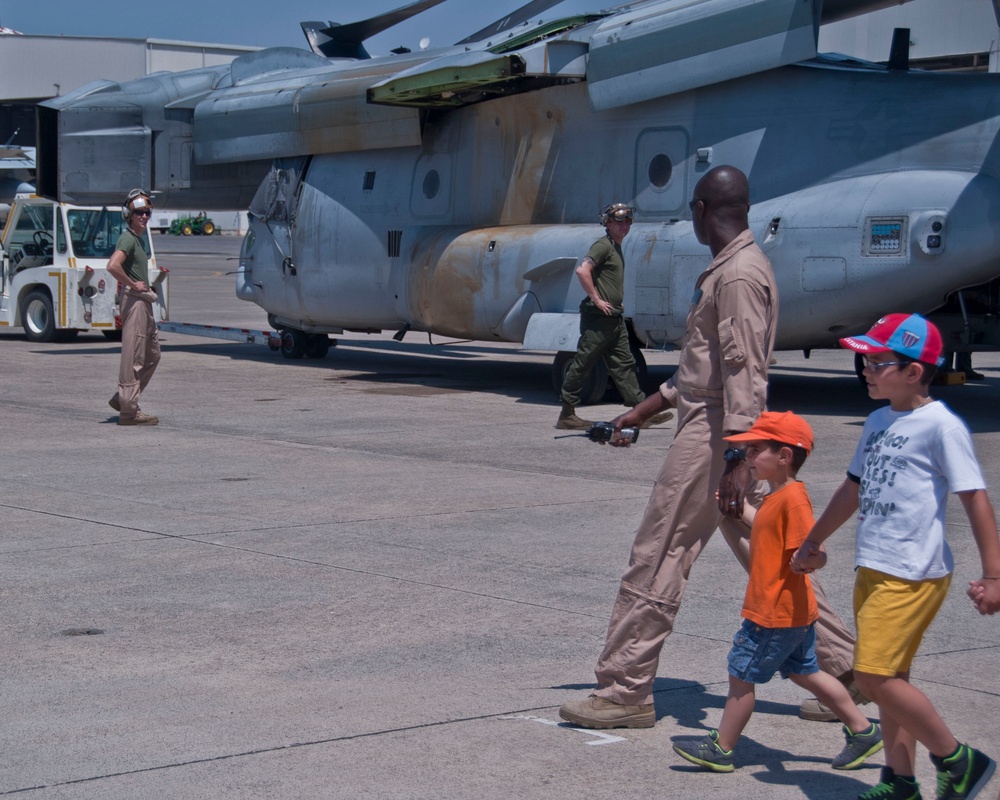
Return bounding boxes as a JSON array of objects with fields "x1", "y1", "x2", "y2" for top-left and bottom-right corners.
[{"x1": 2, "y1": 234, "x2": 998, "y2": 799}]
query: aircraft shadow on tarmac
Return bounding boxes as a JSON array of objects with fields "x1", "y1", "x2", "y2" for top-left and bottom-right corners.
[
  {"x1": 768, "y1": 368, "x2": 1000, "y2": 434},
  {"x1": 26, "y1": 332, "x2": 1000, "y2": 433}
]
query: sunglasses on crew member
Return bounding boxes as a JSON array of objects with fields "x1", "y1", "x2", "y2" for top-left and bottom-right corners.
[
  {"x1": 861, "y1": 356, "x2": 912, "y2": 370},
  {"x1": 132, "y1": 209, "x2": 153, "y2": 217}
]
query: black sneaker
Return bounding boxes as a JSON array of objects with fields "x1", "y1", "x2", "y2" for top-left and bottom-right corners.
[
  {"x1": 858, "y1": 768, "x2": 922, "y2": 800},
  {"x1": 833, "y1": 722, "x2": 884, "y2": 770},
  {"x1": 672, "y1": 729, "x2": 735, "y2": 773},
  {"x1": 931, "y1": 744, "x2": 996, "y2": 800}
]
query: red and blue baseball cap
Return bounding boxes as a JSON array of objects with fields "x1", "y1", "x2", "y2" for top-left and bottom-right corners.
[{"x1": 839, "y1": 313, "x2": 944, "y2": 367}]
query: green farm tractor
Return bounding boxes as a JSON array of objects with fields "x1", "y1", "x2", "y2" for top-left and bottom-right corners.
[{"x1": 169, "y1": 213, "x2": 217, "y2": 236}]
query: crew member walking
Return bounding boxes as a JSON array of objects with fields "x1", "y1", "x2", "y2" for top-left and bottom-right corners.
[
  {"x1": 107, "y1": 189, "x2": 161, "y2": 426},
  {"x1": 557, "y1": 203, "x2": 647, "y2": 430}
]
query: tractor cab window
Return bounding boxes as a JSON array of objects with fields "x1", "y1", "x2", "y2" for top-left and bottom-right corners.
[
  {"x1": 8, "y1": 203, "x2": 55, "y2": 272},
  {"x1": 66, "y1": 209, "x2": 140, "y2": 260},
  {"x1": 56, "y1": 209, "x2": 69, "y2": 255}
]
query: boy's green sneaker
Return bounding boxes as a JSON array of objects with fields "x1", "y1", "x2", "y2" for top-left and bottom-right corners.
[
  {"x1": 672, "y1": 729, "x2": 735, "y2": 773},
  {"x1": 833, "y1": 721, "x2": 884, "y2": 769},
  {"x1": 930, "y1": 743, "x2": 996, "y2": 800},
  {"x1": 859, "y1": 767, "x2": 922, "y2": 800}
]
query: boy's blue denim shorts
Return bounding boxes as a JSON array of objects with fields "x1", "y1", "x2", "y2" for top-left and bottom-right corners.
[{"x1": 727, "y1": 619, "x2": 818, "y2": 683}]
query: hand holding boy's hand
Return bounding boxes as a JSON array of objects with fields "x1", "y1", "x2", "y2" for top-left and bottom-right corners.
[
  {"x1": 967, "y1": 578, "x2": 1000, "y2": 615},
  {"x1": 718, "y1": 460, "x2": 750, "y2": 518},
  {"x1": 791, "y1": 541, "x2": 827, "y2": 574}
]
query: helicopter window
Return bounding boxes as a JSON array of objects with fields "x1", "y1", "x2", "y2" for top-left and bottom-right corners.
[
  {"x1": 249, "y1": 156, "x2": 309, "y2": 224},
  {"x1": 648, "y1": 154, "x2": 673, "y2": 189},
  {"x1": 363, "y1": 171, "x2": 376, "y2": 192},
  {"x1": 422, "y1": 170, "x2": 440, "y2": 200}
]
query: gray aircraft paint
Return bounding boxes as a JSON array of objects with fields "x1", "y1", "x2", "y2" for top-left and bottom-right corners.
[{"x1": 35, "y1": 0, "x2": 1000, "y2": 376}]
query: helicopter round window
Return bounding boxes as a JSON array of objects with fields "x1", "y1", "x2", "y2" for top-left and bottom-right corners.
[
  {"x1": 423, "y1": 169, "x2": 441, "y2": 200},
  {"x1": 648, "y1": 154, "x2": 673, "y2": 190}
]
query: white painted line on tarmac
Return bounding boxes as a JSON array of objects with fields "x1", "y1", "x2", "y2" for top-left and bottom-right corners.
[{"x1": 499, "y1": 714, "x2": 627, "y2": 746}]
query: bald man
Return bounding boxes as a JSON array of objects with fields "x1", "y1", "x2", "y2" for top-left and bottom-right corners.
[{"x1": 560, "y1": 166, "x2": 857, "y2": 729}]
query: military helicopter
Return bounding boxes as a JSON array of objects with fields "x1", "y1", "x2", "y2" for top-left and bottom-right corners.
[{"x1": 38, "y1": 0, "x2": 1000, "y2": 400}]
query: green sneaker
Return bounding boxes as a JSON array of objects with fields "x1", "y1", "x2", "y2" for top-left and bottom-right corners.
[
  {"x1": 672, "y1": 729, "x2": 735, "y2": 773},
  {"x1": 833, "y1": 721, "x2": 884, "y2": 770},
  {"x1": 931, "y1": 743, "x2": 996, "y2": 800},
  {"x1": 858, "y1": 768, "x2": 923, "y2": 800}
]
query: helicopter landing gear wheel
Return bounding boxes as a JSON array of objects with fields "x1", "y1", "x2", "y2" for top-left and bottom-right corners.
[
  {"x1": 280, "y1": 329, "x2": 307, "y2": 359},
  {"x1": 304, "y1": 334, "x2": 331, "y2": 359},
  {"x1": 551, "y1": 351, "x2": 609, "y2": 405}
]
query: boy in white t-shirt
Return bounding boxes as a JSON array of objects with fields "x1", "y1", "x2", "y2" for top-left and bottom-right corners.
[{"x1": 791, "y1": 313, "x2": 1000, "y2": 800}]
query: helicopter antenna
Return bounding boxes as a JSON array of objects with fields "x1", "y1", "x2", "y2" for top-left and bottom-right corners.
[
  {"x1": 301, "y1": 0, "x2": 447, "y2": 59},
  {"x1": 456, "y1": 0, "x2": 568, "y2": 45}
]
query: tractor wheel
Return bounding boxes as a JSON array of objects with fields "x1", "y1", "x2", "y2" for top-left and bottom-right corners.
[
  {"x1": 201, "y1": 221, "x2": 216, "y2": 235},
  {"x1": 20, "y1": 290, "x2": 56, "y2": 342},
  {"x1": 181, "y1": 224, "x2": 193, "y2": 236}
]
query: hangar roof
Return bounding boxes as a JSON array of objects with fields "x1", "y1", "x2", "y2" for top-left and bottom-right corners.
[{"x1": 0, "y1": 34, "x2": 259, "y2": 101}]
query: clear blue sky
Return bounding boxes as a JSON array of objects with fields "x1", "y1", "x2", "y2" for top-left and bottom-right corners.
[{"x1": 0, "y1": 0, "x2": 599, "y2": 54}]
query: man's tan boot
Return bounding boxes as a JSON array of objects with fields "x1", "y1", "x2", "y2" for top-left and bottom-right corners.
[
  {"x1": 118, "y1": 411, "x2": 159, "y2": 426},
  {"x1": 556, "y1": 403, "x2": 592, "y2": 430},
  {"x1": 559, "y1": 695, "x2": 655, "y2": 729}
]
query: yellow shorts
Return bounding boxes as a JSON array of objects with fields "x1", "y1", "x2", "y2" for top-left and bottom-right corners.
[{"x1": 853, "y1": 566, "x2": 951, "y2": 677}]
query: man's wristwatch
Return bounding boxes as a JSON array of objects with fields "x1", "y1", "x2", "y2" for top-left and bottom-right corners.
[{"x1": 723, "y1": 447, "x2": 747, "y2": 463}]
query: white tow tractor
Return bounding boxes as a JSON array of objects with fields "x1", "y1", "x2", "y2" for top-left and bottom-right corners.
[{"x1": 0, "y1": 192, "x2": 168, "y2": 342}]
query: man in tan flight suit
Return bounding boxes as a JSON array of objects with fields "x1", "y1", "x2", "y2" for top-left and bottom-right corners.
[
  {"x1": 107, "y1": 189, "x2": 161, "y2": 426},
  {"x1": 559, "y1": 166, "x2": 858, "y2": 729}
]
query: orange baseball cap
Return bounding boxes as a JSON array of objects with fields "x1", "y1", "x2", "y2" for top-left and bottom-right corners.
[{"x1": 724, "y1": 411, "x2": 814, "y2": 453}]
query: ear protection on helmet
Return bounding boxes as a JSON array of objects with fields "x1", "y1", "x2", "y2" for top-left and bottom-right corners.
[
  {"x1": 600, "y1": 202, "x2": 633, "y2": 225},
  {"x1": 122, "y1": 189, "x2": 151, "y2": 220}
]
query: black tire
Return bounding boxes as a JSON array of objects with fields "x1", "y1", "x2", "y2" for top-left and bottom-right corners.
[
  {"x1": 103, "y1": 330, "x2": 124, "y2": 342},
  {"x1": 551, "y1": 351, "x2": 609, "y2": 405},
  {"x1": 20, "y1": 290, "x2": 56, "y2": 342},
  {"x1": 608, "y1": 338, "x2": 649, "y2": 402},
  {"x1": 304, "y1": 334, "x2": 331, "y2": 359},
  {"x1": 201, "y1": 221, "x2": 216, "y2": 236},
  {"x1": 280, "y1": 329, "x2": 307, "y2": 359},
  {"x1": 53, "y1": 329, "x2": 79, "y2": 343},
  {"x1": 181, "y1": 224, "x2": 193, "y2": 236},
  {"x1": 630, "y1": 338, "x2": 649, "y2": 389}
]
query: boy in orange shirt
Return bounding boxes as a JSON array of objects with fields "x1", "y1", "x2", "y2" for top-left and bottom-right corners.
[{"x1": 673, "y1": 411, "x2": 882, "y2": 772}]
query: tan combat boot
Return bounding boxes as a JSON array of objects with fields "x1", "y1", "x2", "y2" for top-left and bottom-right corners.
[
  {"x1": 559, "y1": 695, "x2": 655, "y2": 729},
  {"x1": 556, "y1": 403, "x2": 592, "y2": 430}
]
